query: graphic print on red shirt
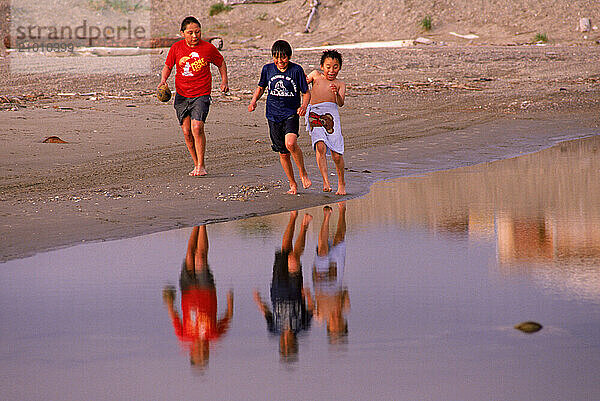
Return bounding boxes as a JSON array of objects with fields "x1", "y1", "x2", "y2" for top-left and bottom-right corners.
[{"x1": 165, "y1": 39, "x2": 224, "y2": 98}]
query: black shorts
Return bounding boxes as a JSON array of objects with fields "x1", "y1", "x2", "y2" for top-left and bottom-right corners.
[
  {"x1": 268, "y1": 115, "x2": 300, "y2": 154},
  {"x1": 174, "y1": 93, "x2": 211, "y2": 125},
  {"x1": 179, "y1": 261, "x2": 215, "y2": 291}
]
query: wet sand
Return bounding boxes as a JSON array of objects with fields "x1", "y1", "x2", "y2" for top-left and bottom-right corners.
[{"x1": 1, "y1": 45, "x2": 599, "y2": 261}]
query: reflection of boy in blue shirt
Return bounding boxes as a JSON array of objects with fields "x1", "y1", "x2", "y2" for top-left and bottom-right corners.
[
  {"x1": 248, "y1": 40, "x2": 312, "y2": 195},
  {"x1": 254, "y1": 211, "x2": 314, "y2": 361}
]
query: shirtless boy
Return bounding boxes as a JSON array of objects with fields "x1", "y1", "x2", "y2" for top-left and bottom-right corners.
[{"x1": 306, "y1": 50, "x2": 347, "y2": 195}]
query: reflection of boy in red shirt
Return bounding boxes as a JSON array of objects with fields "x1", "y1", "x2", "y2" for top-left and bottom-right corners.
[{"x1": 163, "y1": 225, "x2": 233, "y2": 369}]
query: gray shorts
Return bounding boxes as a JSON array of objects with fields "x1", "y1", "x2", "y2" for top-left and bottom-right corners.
[
  {"x1": 179, "y1": 261, "x2": 215, "y2": 291},
  {"x1": 174, "y1": 93, "x2": 211, "y2": 125}
]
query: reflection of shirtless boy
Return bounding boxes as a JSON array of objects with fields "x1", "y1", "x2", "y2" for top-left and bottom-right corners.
[
  {"x1": 313, "y1": 202, "x2": 349, "y2": 343},
  {"x1": 306, "y1": 50, "x2": 347, "y2": 195}
]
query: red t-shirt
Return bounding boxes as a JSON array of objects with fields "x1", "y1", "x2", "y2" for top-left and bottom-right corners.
[
  {"x1": 171, "y1": 288, "x2": 230, "y2": 343},
  {"x1": 165, "y1": 39, "x2": 224, "y2": 98}
]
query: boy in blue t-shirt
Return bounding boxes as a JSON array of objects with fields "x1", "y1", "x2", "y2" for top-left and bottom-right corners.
[{"x1": 248, "y1": 40, "x2": 312, "y2": 194}]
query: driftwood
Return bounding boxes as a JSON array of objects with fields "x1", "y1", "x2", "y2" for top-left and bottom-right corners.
[
  {"x1": 349, "y1": 81, "x2": 484, "y2": 92},
  {"x1": 304, "y1": 0, "x2": 320, "y2": 33}
]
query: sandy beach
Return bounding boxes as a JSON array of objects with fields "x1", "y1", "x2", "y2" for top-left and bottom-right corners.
[
  {"x1": 1, "y1": 44, "x2": 599, "y2": 261},
  {"x1": 3, "y1": 4, "x2": 600, "y2": 398}
]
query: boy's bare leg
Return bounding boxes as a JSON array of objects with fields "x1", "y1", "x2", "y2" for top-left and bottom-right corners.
[
  {"x1": 294, "y1": 213, "x2": 312, "y2": 256},
  {"x1": 285, "y1": 133, "x2": 312, "y2": 189},
  {"x1": 181, "y1": 116, "x2": 199, "y2": 175},
  {"x1": 280, "y1": 153, "x2": 298, "y2": 194},
  {"x1": 195, "y1": 225, "x2": 209, "y2": 271},
  {"x1": 289, "y1": 213, "x2": 312, "y2": 273},
  {"x1": 190, "y1": 119, "x2": 207, "y2": 176},
  {"x1": 185, "y1": 225, "x2": 199, "y2": 270},
  {"x1": 333, "y1": 201, "x2": 346, "y2": 246},
  {"x1": 317, "y1": 206, "x2": 332, "y2": 257},
  {"x1": 315, "y1": 141, "x2": 332, "y2": 192},
  {"x1": 185, "y1": 225, "x2": 209, "y2": 271},
  {"x1": 282, "y1": 211, "x2": 298, "y2": 252},
  {"x1": 332, "y1": 151, "x2": 346, "y2": 195}
]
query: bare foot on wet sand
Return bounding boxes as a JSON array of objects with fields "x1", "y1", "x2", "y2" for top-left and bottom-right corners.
[
  {"x1": 335, "y1": 184, "x2": 346, "y2": 195},
  {"x1": 300, "y1": 175, "x2": 312, "y2": 189},
  {"x1": 287, "y1": 184, "x2": 298, "y2": 195},
  {"x1": 189, "y1": 166, "x2": 207, "y2": 176},
  {"x1": 323, "y1": 183, "x2": 332, "y2": 192}
]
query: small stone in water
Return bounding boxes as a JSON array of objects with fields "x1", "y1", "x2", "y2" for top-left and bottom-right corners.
[{"x1": 514, "y1": 321, "x2": 543, "y2": 333}]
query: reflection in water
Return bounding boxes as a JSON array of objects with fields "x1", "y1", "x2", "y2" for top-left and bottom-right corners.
[
  {"x1": 3, "y1": 137, "x2": 600, "y2": 399},
  {"x1": 253, "y1": 211, "x2": 314, "y2": 362},
  {"x1": 312, "y1": 202, "x2": 350, "y2": 344},
  {"x1": 352, "y1": 136, "x2": 600, "y2": 300},
  {"x1": 163, "y1": 225, "x2": 234, "y2": 370}
]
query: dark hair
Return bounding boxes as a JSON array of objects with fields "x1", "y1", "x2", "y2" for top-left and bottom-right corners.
[
  {"x1": 180, "y1": 16, "x2": 201, "y2": 32},
  {"x1": 271, "y1": 40, "x2": 292, "y2": 58},
  {"x1": 321, "y1": 49, "x2": 342, "y2": 67}
]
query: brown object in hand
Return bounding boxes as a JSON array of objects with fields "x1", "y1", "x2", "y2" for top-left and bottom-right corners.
[
  {"x1": 42, "y1": 136, "x2": 68, "y2": 143},
  {"x1": 208, "y1": 36, "x2": 224, "y2": 50},
  {"x1": 157, "y1": 84, "x2": 172, "y2": 102}
]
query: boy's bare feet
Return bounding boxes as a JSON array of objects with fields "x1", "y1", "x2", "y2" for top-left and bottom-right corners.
[
  {"x1": 323, "y1": 184, "x2": 332, "y2": 192},
  {"x1": 335, "y1": 183, "x2": 346, "y2": 195},
  {"x1": 189, "y1": 166, "x2": 207, "y2": 176},
  {"x1": 287, "y1": 184, "x2": 298, "y2": 195},
  {"x1": 323, "y1": 205, "x2": 333, "y2": 216},
  {"x1": 300, "y1": 175, "x2": 312, "y2": 189}
]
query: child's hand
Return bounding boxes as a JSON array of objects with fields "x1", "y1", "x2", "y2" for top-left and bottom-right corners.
[
  {"x1": 162, "y1": 285, "x2": 175, "y2": 305},
  {"x1": 297, "y1": 104, "x2": 307, "y2": 116},
  {"x1": 248, "y1": 101, "x2": 256, "y2": 112},
  {"x1": 329, "y1": 83, "x2": 338, "y2": 95},
  {"x1": 157, "y1": 81, "x2": 168, "y2": 90}
]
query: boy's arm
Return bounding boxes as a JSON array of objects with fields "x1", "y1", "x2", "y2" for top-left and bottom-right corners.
[
  {"x1": 306, "y1": 70, "x2": 318, "y2": 85},
  {"x1": 297, "y1": 90, "x2": 311, "y2": 116},
  {"x1": 334, "y1": 81, "x2": 346, "y2": 107},
  {"x1": 226, "y1": 290, "x2": 234, "y2": 318},
  {"x1": 248, "y1": 86, "x2": 265, "y2": 112},
  {"x1": 158, "y1": 65, "x2": 172, "y2": 89},
  {"x1": 302, "y1": 287, "x2": 315, "y2": 312},
  {"x1": 253, "y1": 289, "x2": 271, "y2": 315},
  {"x1": 217, "y1": 59, "x2": 229, "y2": 93}
]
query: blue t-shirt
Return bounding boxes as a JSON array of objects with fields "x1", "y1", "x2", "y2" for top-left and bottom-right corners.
[{"x1": 258, "y1": 62, "x2": 309, "y2": 122}]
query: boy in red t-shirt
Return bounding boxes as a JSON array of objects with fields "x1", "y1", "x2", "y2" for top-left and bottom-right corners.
[{"x1": 158, "y1": 16, "x2": 229, "y2": 176}]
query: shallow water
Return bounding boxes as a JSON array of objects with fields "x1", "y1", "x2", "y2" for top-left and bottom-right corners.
[{"x1": 2, "y1": 137, "x2": 600, "y2": 400}]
